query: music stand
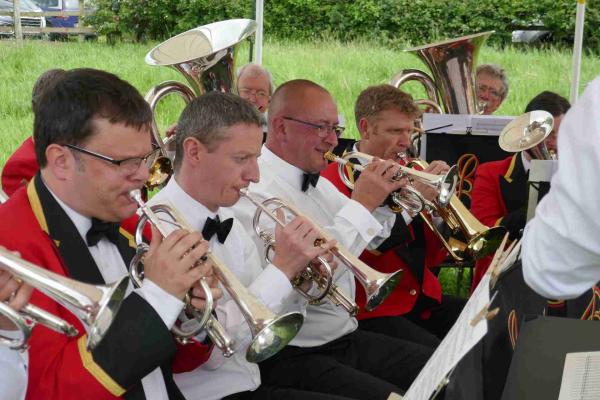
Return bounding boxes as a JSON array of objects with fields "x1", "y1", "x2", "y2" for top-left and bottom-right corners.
[{"x1": 501, "y1": 316, "x2": 600, "y2": 400}]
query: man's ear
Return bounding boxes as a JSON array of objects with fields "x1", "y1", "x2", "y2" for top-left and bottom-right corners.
[
  {"x1": 44, "y1": 144, "x2": 74, "y2": 180},
  {"x1": 270, "y1": 116, "x2": 286, "y2": 142},
  {"x1": 182, "y1": 137, "x2": 207, "y2": 166},
  {"x1": 358, "y1": 118, "x2": 372, "y2": 140}
]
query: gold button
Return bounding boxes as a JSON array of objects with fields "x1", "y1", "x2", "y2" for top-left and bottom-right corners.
[
  {"x1": 409, "y1": 289, "x2": 417, "y2": 296},
  {"x1": 367, "y1": 228, "x2": 376, "y2": 236}
]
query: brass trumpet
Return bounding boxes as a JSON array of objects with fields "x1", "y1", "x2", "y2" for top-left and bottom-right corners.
[
  {"x1": 129, "y1": 190, "x2": 303, "y2": 363},
  {"x1": 240, "y1": 189, "x2": 402, "y2": 312},
  {"x1": 240, "y1": 189, "x2": 358, "y2": 316},
  {"x1": 0, "y1": 249, "x2": 128, "y2": 351},
  {"x1": 405, "y1": 158, "x2": 507, "y2": 261},
  {"x1": 498, "y1": 111, "x2": 556, "y2": 160},
  {"x1": 324, "y1": 151, "x2": 458, "y2": 214}
]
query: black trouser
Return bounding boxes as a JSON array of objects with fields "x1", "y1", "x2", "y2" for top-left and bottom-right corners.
[
  {"x1": 359, "y1": 315, "x2": 441, "y2": 349},
  {"x1": 405, "y1": 295, "x2": 467, "y2": 339},
  {"x1": 257, "y1": 329, "x2": 433, "y2": 400},
  {"x1": 223, "y1": 386, "x2": 354, "y2": 400}
]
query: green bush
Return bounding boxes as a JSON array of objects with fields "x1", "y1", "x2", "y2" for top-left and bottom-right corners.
[{"x1": 88, "y1": 0, "x2": 600, "y2": 51}]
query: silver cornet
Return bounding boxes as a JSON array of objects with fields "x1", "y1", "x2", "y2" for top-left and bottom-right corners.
[
  {"x1": 128, "y1": 190, "x2": 303, "y2": 363},
  {"x1": 324, "y1": 150, "x2": 458, "y2": 215},
  {"x1": 0, "y1": 249, "x2": 128, "y2": 351},
  {"x1": 240, "y1": 189, "x2": 402, "y2": 312}
]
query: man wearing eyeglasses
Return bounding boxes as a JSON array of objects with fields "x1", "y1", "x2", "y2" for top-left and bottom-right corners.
[
  {"x1": 476, "y1": 64, "x2": 509, "y2": 115},
  {"x1": 237, "y1": 64, "x2": 273, "y2": 141},
  {"x1": 321, "y1": 84, "x2": 464, "y2": 348},
  {"x1": 0, "y1": 68, "x2": 218, "y2": 400},
  {"x1": 232, "y1": 79, "x2": 434, "y2": 399}
]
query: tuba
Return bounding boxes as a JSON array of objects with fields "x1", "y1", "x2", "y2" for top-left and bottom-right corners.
[
  {"x1": 128, "y1": 190, "x2": 303, "y2": 363},
  {"x1": 240, "y1": 189, "x2": 403, "y2": 312},
  {"x1": 498, "y1": 111, "x2": 555, "y2": 160},
  {"x1": 390, "y1": 31, "x2": 494, "y2": 115},
  {"x1": 143, "y1": 19, "x2": 256, "y2": 189},
  {"x1": 0, "y1": 249, "x2": 128, "y2": 351}
]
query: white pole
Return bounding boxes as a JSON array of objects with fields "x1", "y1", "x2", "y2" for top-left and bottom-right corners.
[
  {"x1": 570, "y1": 0, "x2": 586, "y2": 103},
  {"x1": 254, "y1": 0, "x2": 264, "y2": 64}
]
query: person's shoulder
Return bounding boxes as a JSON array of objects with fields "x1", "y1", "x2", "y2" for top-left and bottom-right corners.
[{"x1": 476, "y1": 155, "x2": 514, "y2": 175}]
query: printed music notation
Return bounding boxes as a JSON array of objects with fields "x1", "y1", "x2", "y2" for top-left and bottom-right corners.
[
  {"x1": 422, "y1": 113, "x2": 514, "y2": 136},
  {"x1": 558, "y1": 351, "x2": 600, "y2": 400},
  {"x1": 402, "y1": 272, "x2": 492, "y2": 400}
]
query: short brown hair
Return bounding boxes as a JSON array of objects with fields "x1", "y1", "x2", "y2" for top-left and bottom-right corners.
[{"x1": 354, "y1": 84, "x2": 421, "y2": 129}]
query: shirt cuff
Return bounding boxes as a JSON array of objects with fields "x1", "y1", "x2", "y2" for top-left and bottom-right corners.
[
  {"x1": 136, "y1": 279, "x2": 185, "y2": 329},
  {"x1": 337, "y1": 199, "x2": 383, "y2": 242},
  {"x1": 250, "y1": 263, "x2": 295, "y2": 308}
]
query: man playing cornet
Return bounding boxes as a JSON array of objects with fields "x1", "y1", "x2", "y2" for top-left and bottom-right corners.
[
  {"x1": 148, "y1": 91, "x2": 348, "y2": 400},
  {"x1": 0, "y1": 68, "x2": 218, "y2": 400},
  {"x1": 232, "y1": 79, "x2": 434, "y2": 399},
  {"x1": 322, "y1": 85, "x2": 465, "y2": 344}
]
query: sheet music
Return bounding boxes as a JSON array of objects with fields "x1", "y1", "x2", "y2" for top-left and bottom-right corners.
[
  {"x1": 403, "y1": 273, "x2": 491, "y2": 400},
  {"x1": 422, "y1": 113, "x2": 513, "y2": 136},
  {"x1": 558, "y1": 352, "x2": 600, "y2": 400}
]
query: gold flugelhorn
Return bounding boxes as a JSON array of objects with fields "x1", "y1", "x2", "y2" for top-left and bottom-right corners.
[
  {"x1": 0, "y1": 248, "x2": 128, "y2": 351},
  {"x1": 240, "y1": 190, "x2": 359, "y2": 316},
  {"x1": 128, "y1": 189, "x2": 303, "y2": 363},
  {"x1": 324, "y1": 150, "x2": 458, "y2": 212},
  {"x1": 240, "y1": 189, "x2": 402, "y2": 312},
  {"x1": 406, "y1": 158, "x2": 507, "y2": 261},
  {"x1": 498, "y1": 111, "x2": 556, "y2": 160}
]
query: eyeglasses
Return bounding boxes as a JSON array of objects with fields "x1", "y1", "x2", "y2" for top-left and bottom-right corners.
[
  {"x1": 476, "y1": 84, "x2": 503, "y2": 100},
  {"x1": 238, "y1": 88, "x2": 270, "y2": 101},
  {"x1": 65, "y1": 144, "x2": 160, "y2": 175},
  {"x1": 282, "y1": 116, "x2": 345, "y2": 138}
]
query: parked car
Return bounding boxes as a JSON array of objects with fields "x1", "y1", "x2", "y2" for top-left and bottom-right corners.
[
  {"x1": 0, "y1": 0, "x2": 46, "y2": 37},
  {"x1": 32, "y1": 0, "x2": 94, "y2": 39}
]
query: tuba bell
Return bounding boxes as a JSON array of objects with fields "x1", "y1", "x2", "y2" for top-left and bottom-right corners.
[
  {"x1": 0, "y1": 249, "x2": 128, "y2": 351},
  {"x1": 143, "y1": 19, "x2": 257, "y2": 189},
  {"x1": 390, "y1": 31, "x2": 494, "y2": 115},
  {"x1": 498, "y1": 111, "x2": 555, "y2": 160}
]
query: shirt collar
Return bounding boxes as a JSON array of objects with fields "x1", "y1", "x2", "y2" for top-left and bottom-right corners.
[
  {"x1": 45, "y1": 182, "x2": 91, "y2": 243},
  {"x1": 521, "y1": 151, "x2": 531, "y2": 173},
  {"x1": 161, "y1": 177, "x2": 233, "y2": 232},
  {"x1": 260, "y1": 145, "x2": 307, "y2": 191}
]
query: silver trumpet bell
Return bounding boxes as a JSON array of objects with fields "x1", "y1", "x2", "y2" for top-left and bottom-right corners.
[
  {"x1": 390, "y1": 31, "x2": 494, "y2": 115},
  {"x1": 240, "y1": 189, "x2": 402, "y2": 312},
  {"x1": 128, "y1": 190, "x2": 303, "y2": 363},
  {"x1": 498, "y1": 111, "x2": 555, "y2": 160},
  {"x1": 144, "y1": 19, "x2": 256, "y2": 157},
  {"x1": 0, "y1": 249, "x2": 128, "y2": 351},
  {"x1": 240, "y1": 190, "x2": 358, "y2": 316}
]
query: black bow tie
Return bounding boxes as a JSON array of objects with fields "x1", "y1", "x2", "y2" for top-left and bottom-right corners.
[
  {"x1": 86, "y1": 218, "x2": 120, "y2": 247},
  {"x1": 202, "y1": 215, "x2": 233, "y2": 244},
  {"x1": 301, "y1": 172, "x2": 320, "y2": 192}
]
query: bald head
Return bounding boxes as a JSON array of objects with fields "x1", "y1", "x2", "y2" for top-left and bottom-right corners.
[{"x1": 267, "y1": 79, "x2": 339, "y2": 173}]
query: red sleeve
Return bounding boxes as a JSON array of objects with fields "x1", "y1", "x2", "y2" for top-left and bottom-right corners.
[{"x1": 470, "y1": 161, "x2": 507, "y2": 227}]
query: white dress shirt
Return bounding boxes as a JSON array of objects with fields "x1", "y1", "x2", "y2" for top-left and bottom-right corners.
[
  {"x1": 150, "y1": 178, "x2": 304, "y2": 400},
  {"x1": 0, "y1": 338, "x2": 27, "y2": 400},
  {"x1": 522, "y1": 76, "x2": 600, "y2": 299},
  {"x1": 232, "y1": 146, "x2": 395, "y2": 347},
  {"x1": 49, "y1": 189, "x2": 184, "y2": 400}
]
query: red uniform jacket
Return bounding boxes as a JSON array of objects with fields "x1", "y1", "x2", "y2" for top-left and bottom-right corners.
[
  {"x1": 1, "y1": 136, "x2": 38, "y2": 196},
  {"x1": 321, "y1": 156, "x2": 447, "y2": 320},
  {"x1": 470, "y1": 154, "x2": 528, "y2": 288},
  {"x1": 0, "y1": 175, "x2": 211, "y2": 400}
]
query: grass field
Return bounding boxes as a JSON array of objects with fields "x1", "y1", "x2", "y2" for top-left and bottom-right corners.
[{"x1": 2, "y1": 38, "x2": 600, "y2": 170}]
